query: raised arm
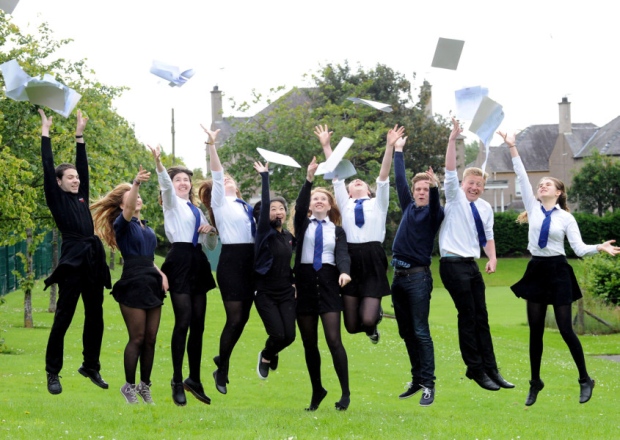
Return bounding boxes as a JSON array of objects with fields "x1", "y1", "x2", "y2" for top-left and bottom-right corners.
[
  {"x1": 393, "y1": 132, "x2": 412, "y2": 211},
  {"x1": 73, "y1": 110, "x2": 90, "y2": 198},
  {"x1": 379, "y1": 125, "x2": 404, "y2": 181},
  {"x1": 445, "y1": 117, "x2": 462, "y2": 172},
  {"x1": 201, "y1": 125, "x2": 222, "y2": 172},
  {"x1": 498, "y1": 131, "x2": 519, "y2": 158},
  {"x1": 294, "y1": 157, "x2": 317, "y2": 232},
  {"x1": 149, "y1": 144, "x2": 165, "y2": 173},
  {"x1": 314, "y1": 124, "x2": 333, "y2": 159},
  {"x1": 122, "y1": 166, "x2": 151, "y2": 221},
  {"x1": 253, "y1": 161, "x2": 272, "y2": 234}
]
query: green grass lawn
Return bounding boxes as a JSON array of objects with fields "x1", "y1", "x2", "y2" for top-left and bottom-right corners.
[{"x1": 1, "y1": 257, "x2": 619, "y2": 439}]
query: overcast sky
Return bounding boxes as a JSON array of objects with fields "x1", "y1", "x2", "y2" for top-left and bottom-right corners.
[{"x1": 8, "y1": 0, "x2": 620, "y2": 172}]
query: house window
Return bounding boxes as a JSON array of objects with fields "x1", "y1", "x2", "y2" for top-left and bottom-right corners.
[{"x1": 515, "y1": 178, "x2": 522, "y2": 197}]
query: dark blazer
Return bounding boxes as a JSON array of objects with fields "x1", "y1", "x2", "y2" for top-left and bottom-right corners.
[{"x1": 293, "y1": 179, "x2": 350, "y2": 275}]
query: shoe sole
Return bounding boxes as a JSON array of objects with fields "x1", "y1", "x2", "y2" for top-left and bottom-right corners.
[
  {"x1": 213, "y1": 370, "x2": 227, "y2": 395},
  {"x1": 78, "y1": 368, "x2": 109, "y2": 389},
  {"x1": 183, "y1": 382, "x2": 211, "y2": 405},
  {"x1": 48, "y1": 387, "x2": 62, "y2": 395}
]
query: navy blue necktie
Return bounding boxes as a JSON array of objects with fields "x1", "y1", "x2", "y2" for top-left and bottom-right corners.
[
  {"x1": 312, "y1": 219, "x2": 325, "y2": 271},
  {"x1": 354, "y1": 199, "x2": 367, "y2": 228},
  {"x1": 187, "y1": 201, "x2": 201, "y2": 247},
  {"x1": 470, "y1": 202, "x2": 487, "y2": 247},
  {"x1": 235, "y1": 198, "x2": 256, "y2": 237},
  {"x1": 538, "y1": 205, "x2": 556, "y2": 249}
]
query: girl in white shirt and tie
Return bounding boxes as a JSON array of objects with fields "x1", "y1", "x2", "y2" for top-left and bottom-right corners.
[{"x1": 499, "y1": 130, "x2": 619, "y2": 407}]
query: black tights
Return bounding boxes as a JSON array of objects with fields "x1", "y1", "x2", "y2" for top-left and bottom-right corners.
[
  {"x1": 342, "y1": 295, "x2": 381, "y2": 336},
  {"x1": 218, "y1": 299, "x2": 253, "y2": 376},
  {"x1": 297, "y1": 312, "x2": 350, "y2": 404},
  {"x1": 119, "y1": 304, "x2": 162, "y2": 384},
  {"x1": 527, "y1": 301, "x2": 589, "y2": 381},
  {"x1": 170, "y1": 293, "x2": 206, "y2": 383}
]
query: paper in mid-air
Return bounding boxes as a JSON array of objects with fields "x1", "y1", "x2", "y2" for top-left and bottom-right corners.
[
  {"x1": 0, "y1": 0, "x2": 20, "y2": 14},
  {"x1": 150, "y1": 60, "x2": 195, "y2": 87},
  {"x1": 454, "y1": 86, "x2": 489, "y2": 120},
  {"x1": 324, "y1": 159, "x2": 357, "y2": 180},
  {"x1": 431, "y1": 37, "x2": 465, "y2": 70},
  {"x1": 469, "y1": 96, "x2": 504, "y2": 171},
  {"x1": 347, "y1": 97, "x2": 393, "y2": 113},
  {"x1": 256, "y1": 148, "x2": 301, "y2": 168},
  {"x1": 315, "y1": 137, "x2": 354, "y2": 175}
]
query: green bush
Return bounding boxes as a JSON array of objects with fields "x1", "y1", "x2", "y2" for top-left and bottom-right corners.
[
  {"x1": 582, "y1": 253, "x2": 620, "y2": 305},
  {"x1": 493, "y1": 211, "x2": 529, "y2": 256}
]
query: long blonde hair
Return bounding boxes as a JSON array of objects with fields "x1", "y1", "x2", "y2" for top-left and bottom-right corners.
[
  {"x1": 90, "y1": 183, "x2": 132, "y2": 249},
  {"x1": 516, "y1": 176, "x2": 569, "y2": 223}
]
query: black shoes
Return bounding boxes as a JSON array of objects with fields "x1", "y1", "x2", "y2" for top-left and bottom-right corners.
[
  {"x1": 47, "y1": 372, "x2": 62, "y2": 395},
  {"x1": 305, "y1": 388, "x2": 328, "y2": 411},
  {"x1": 465, "y1": 369, "x2": 500, "y2": 391},
  {"x1": 213, "y1": 369, "x2": 228, "y2": 395},
  {"x1": 579, "y1": 377, "x2": 595, "y2": 404},
  {"x1": 257, "y1": 351, "x2": 270, "y2": 380},
  {"x1": 525, "y1": 379, "x2": 544, "y2": 406},
  {"x1": 487, "y1": 369, "x2": 515, "y2": 389},
  {"x1": 78, "y1": 366, "x2": 109, "y2": 389},
  {"x1": 335, "y1": 394, "x2": 350, "y2": 411},
  {"x1": 270, "y1": 353, "x2": 279, "y2": 371},
  {"x1": 183, "y1": 378, "x2": 211, "y2": 405},
  {"x1": 368, "y1": 329, "x2": 380, "y2": 344},
  {"x1": 419, "y1": 387, "x2": 435, "y2": 407},
  {"x1": 399, "y1": 382, "x2": 423, "y2": 400},
  {"x1": 171, "y1": 380, "x2": 187, "y2": 406}
]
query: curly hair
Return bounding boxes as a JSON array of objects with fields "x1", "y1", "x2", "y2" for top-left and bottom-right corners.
[
  {"x1": 90, "y1": 183, "x2": 132, "y2": 249},
  {"x1": 516, "y1": 176, "x2": 569, "y2": 224}
]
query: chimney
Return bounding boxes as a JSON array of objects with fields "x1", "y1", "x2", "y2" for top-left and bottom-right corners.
[
  {"x1": 558, "y1": 96, "x2": 572, "y2": 134},
  {"x1": 421, "y1": 80, "x2": 433, "y2": 119},
  {"x1": 210, "y1": 85, "x2": 223, "y2": 130}
]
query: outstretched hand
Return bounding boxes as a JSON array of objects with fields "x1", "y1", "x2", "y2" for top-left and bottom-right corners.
[
  {"x1": 313, "y1": 125, "x2": 333, "y2": 148},
  {"x1": 387, "y1": 125, "x2": 406, "y2": 149},
  {"x1": 306, "y1": 156, "x2": 318, "y2": 182},
  {"x1": 253, "y1": 161, "x2": 269, "y2": 174},
  {"x1": 200, "y1": 124, "x2": 220, "y2": 145},
  {"x1": 147, "y1": 144, "x2": 161, "y2": 162},
  {"x1": 497, "y1": 130, "x2": 516, "y2": 147},
  {"x1": 134, "y1": 165, "x2": 151, "y2": 184},
  {"x1": 425, "y1": 167, "x2": 439, "y2": 188},
  {"x1": 76, "y1": 110, "x2": 88, "y2": 135},
  {"x1": 39, "y1": 109, "x2": 53, "y2": 136},
  {"x1": 599, "y1": 239, "x2": 620, "y2": 256},
  {"x1": 449, "y1": 117, "x2": 463, "y2": 141}
]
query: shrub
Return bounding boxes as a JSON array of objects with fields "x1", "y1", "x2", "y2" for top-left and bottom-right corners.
[{"x1": 582, "y1": 253, "x2": 620, "y2": 305}]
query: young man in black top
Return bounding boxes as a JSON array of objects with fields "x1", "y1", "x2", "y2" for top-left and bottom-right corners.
[{"x1": 40, "y1": 109, "x2": 111, "y2": 395}]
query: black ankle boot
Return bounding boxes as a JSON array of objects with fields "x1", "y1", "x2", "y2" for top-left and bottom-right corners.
[
  {"x1": 525, "y1": 379, "x2": 544, "y2": 406},
  {"x1": 578, "y1": 377, "x2": 595, "y2": 404}
]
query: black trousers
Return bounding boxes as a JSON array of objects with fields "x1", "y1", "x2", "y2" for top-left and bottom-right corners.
[
  {"x1": 439, "y1": 258, "x2": 497, "y2": 373},
  {"x1": 254, "y1": 286, "x2": 296, "y2": 360},
  {"x1": 45, "y1": 271, "x2": 104, "y2": 374}
]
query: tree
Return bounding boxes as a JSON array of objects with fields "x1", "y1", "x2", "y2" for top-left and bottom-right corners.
[
  {"x1": 464, "y1": 140, "x2": 480, "y2": 166},
  {"x1": 221, "y1": 62, "x2": 450, "y2": 247},
  {"x1": 569, "y1": 151, "x2": 620, "y2": 216}
]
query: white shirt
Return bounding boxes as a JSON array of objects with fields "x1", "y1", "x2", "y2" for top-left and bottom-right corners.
[
  {"x1": 300, "y1": 216, "x2": 336, "y2": 266},
  {"x1": 513, "y1": 156, "x2": 598, "y2": 257},
  {"x1": 334, "y1": 177, "x2": 389, "y2": 243},
  {"x1": 439, "y1": 169, "x2": 494, "y2": 258},
  {"x1": 211, "y1": 170, "x2": 254, "y2": 245},
  {"x1": 157, "y1": 168, "x2": 217, "y2": 250}
]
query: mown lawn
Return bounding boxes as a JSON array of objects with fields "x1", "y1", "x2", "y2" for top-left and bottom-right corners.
[{"x1": 1, "y1": 256, "x2": 618, "y2": 439}]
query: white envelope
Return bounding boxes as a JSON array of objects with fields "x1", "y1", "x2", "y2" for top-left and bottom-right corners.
[
  {"x1": 323, "y1": 159, "x2": 357, "y2": 180},
  {"x1": 315, "y1": 137, "x2": 354, "y2": 175},
  {"x1": 256, "y1": 147, "x2": 301, "y2": 168},
  {"x1": 431, "y1": 37, "x2": 465, "y2": 70},
  {"x1": 347, "y1": 97, "x2": 393, "y2": 113},
  {"x1": 0, "y1": 0, "x2": 19, "y2": 14},
  {"x1": 150, "y1": 60, "x2": 195, "y2": 87}
]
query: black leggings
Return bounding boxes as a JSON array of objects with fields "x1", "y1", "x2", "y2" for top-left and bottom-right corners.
[
  {"x1": 119, "y1": 304, "x2": 161, "y2": 384},
  {"x1": 217, "y1": 299, "x2": 254, "y2": 376},
  {"x1": 342, "y1": 295, "x2": 381, "y2": 336},
  {"x1": 170, "y1": 293, "x2": 206, "y2": 383},
  {"x1": 297, "y1": 312, "x2": 350, "y2": 401},
  {"x1": 527, "y1": 301, "x2": 588, "y2": 381}
]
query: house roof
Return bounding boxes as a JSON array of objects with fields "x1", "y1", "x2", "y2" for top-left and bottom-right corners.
[{"x1": 574, "y1": 115, "x2": 620, "y2": 157}]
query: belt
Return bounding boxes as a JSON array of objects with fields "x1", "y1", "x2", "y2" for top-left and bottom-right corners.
[
  {"x1": 440, "y1": 257, "x2": 475, "y2": 263},
  {"x1": 394, "y1": 266, "x2": 429, "y2": 276}
]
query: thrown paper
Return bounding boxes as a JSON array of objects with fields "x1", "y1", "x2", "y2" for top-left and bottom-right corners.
[
  {"x1": 324, "y1": 159, "x2": 356, "y2": 180},
  {"x1": 455, "y1": 86, "x2": 489, "y2": 120},
  {"x1": 347, "y1": 97, "x2": 393, "y2": 113},
  {"x1": 150, "y1": 60, "x2": 195, "y2": 87},
  {"x1": 256, "y1": 148, "x2": 301, "y2": 168},
  {"x1": 316, "y1": 137, "x2": 354, "y2": 175},
  {"x1": 431, "y1": 38, "x2": 465, "y2": 70}
]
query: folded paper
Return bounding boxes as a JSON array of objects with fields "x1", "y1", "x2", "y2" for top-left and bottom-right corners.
[
  {"x1": 316, "y1": 137, "x2": 354, "y2": 175},
  {"x1": 347, "y1": 97, "x2": 392, "y2": 113},
  {"x1": 256, "y1": 147, "x2": 301, "y2": 168},
  {"x1": 324, "y1": 159, "x2": 356, "y2": 180},
  {"x1": 150, "y1": 60, "x2": 195, "y2": 87}
]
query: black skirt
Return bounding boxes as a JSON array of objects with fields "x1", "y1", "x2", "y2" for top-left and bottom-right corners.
[
  {"x1": 161, "y1": 242, "x2": 216, "y2": 295},
  {"x1": 511, "y1": 255, "x2": 582, "y2": 305},
  {"x1": 111, "y1": 256, "x2": 165, "y2": 309},
  {"x1": 342, "y1": 242, "x2": 391, "y2": 298},
  {"x1": 296, "y1": 264, "x2": 343, "y2": 315},
  {"x1": 216, "y1": 243, "x2": 255, "y2": 302}
]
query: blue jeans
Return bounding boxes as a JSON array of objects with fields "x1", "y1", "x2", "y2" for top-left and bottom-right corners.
[{"x1": 392, "y1": 269, "x2": 435, "y2": 387}]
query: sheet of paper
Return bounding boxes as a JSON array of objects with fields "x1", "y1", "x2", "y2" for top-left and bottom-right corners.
[
  {"x1": 347, "y1": 97, "x2": 393, "y2": 113},
  {"x1": 315, "y1": 137, "x2": 354, "y2": 175},
  {"x1": 0, "y1": 0, "x2": 19, "y2": 14},
  {"x1": 469, "y1": 96, "x2": 504, "y2": 171},
  {"x1": 25, "y1": 76, "x2": 66, "y2": 109},
  {"x1": 431, "y1": 37, "x2": 465, "y2": 70},
  {"x1": 324, "y1": 159, "x2": 356, "y2": 180},
  {"x1": 0, "y1": 59, "x2": 31, "y2": 101},
  {"x1": 150, "y1": 60, "x2": 195, "y2": 87},
  {"x1": 256, "y1": 147, "x2": 301, "y2": 168},
  {"x1": 455, "y1": 86, "x2": 489, "y2": 120}
]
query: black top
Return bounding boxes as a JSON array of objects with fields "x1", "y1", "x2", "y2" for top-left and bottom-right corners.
[
  {"x1": 41, "y1": 136, "x2": 110, "y2": 289},
  {"x1": 114, "y1": 214, "x2": 157, "y2": 258},
  {"x1": 391, "y1": 151, "x2": 444, "y2": 267},
  {"x1": 254, "y1": 172, "x2": 295, "y2": 289},
  {"x1": 293, "y1": 179, "x2": 350, "y2": 275}
]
